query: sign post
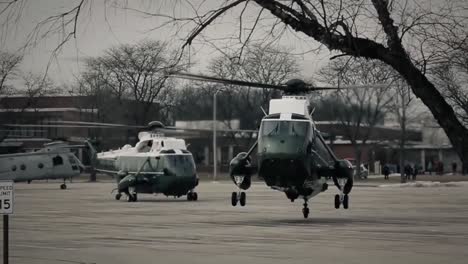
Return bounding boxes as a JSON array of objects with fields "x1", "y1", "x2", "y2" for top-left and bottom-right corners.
[{"x1": 0, "y1": 181, "x2": 13, "y2": 264}]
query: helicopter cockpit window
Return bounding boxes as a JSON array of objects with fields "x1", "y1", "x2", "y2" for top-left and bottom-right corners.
[
  {"x1": 138, "y1": 140, "x2": 153, "y2": 153},
  {"x1": 162, "y1": 155, "x2": 196, "y2": 176},
  {"x1": 290, "y1": 122, "x2": 308, "y2": 137},
  {"x1": 261, "y1": 121, "x2": 309, "y2": 137},
  {"x1": 53, "y1": 155, "x2": 63, "y2": 166},
  {"x1": 262, "y1": 121, "x2": 280, "y2": 136}
]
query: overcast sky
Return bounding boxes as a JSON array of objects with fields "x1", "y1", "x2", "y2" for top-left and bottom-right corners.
[{"x1": 2, "y1": 0, "x2": 335, "y2": 88}]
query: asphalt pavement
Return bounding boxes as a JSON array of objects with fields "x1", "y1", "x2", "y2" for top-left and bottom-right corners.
[{"x1": 5, "y1": 180, "x2": 468, "y2": 264}]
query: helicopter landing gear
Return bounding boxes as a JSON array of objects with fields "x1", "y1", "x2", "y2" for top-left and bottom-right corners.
[
  {"x1": 334, "y1": 178, "x2": 349, "y2": 209},
  {"x1": 127, "y1": 187, "x2": 137, "y2": 202},
  {"x1": 115, "y1": 193, "x2": 122, "y2": 200},
  {"x1": 231, "y1": 191, "x2": 246, "y2": 206},
  {"x1": 302, "y1": 200, "x2": 310, "y2": 218},
  {"x1": 127, "y1": 193, "x2": 137, "y2": 202},
  {"x1": 187, "y1": 191, "x2": 198, "y2": 201},
  {"x1": 60, "y1": 178, "x2": 68, "y2": 189},
  {"x1": 334, "y1": 194, "x2": 340, "y2": 209},
  {"x1": 334, "y1": 194, "x2": 349, "y2": 209}
]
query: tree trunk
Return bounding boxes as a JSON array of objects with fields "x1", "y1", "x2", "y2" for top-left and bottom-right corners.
[{"x1": 382, "y1": 54, "x2": 468, "y2": 176}]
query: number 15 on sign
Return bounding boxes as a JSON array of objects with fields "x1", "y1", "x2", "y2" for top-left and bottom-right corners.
[{"x1": 0, "y1": 181, "x2": 13, "y2": 215}]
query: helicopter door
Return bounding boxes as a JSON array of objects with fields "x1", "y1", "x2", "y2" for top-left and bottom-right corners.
[{"x1": 50, "y1": 154, "x2": 65, "y2": 179}]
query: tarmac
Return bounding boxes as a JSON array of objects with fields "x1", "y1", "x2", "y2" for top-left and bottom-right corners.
[{"x1": 5, "y1": 179, "x2": 468, "y2": 264}]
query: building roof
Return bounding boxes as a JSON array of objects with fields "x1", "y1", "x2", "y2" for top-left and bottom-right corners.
[{"x1": 0, "y1": 108, "x2": 97, "y2": 113}]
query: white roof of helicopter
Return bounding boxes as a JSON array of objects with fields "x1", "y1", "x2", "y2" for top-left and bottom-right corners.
[
  {"x1": 97, "y1": 132, "x2": 188, "y2": 159},
  {"x1": 269, "y1": 96, "x2": 309, "y2": 116}
]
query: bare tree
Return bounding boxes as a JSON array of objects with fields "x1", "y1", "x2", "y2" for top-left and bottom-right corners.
[
  {"x1": 80, "y1": 40, "x2": 185, "y2": 125},
  {"x1": 432, "y1": 47, "x2": 468, "y2": 126},
  {"x1": 0, "y1": 51, "x2": 21, "y2": 95},
  {"x1": 2, "y1": 0, "x2": 468, "y2": 171},
  {"x1": 208, "y1": 44, "x2": 299, "y2": 129},
  {"x1": 387, "y1": 79, "x2": 419, "y2": 182},
  {"x1": 0, "y1": 72, "x2": 58, "y2": 141},
  {"x1": 74, "y1": 59, "x2": 126, "y2": 123},
  {"x1": 21, "y1": 73, "x2": 59, "y2": 100},
  {"x1": 318, "y1": 57, "x2": 394, "y2": 178}
]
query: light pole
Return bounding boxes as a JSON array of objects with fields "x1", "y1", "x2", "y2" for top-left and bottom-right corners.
[{"x1": 213, "y1": 89, "x2": 222, "y2": 181}]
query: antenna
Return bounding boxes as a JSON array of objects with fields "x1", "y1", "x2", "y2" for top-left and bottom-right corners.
[
  {"x1": 260, "y1": 106, "x2": 267, "y2": 116},
  {"x1": 309, "y1": 107, "x2": 316, "y2": 117}
]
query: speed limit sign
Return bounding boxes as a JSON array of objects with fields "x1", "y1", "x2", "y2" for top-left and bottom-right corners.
[{"x1": 0, "y1": 181, "x2": 13, "y2": 215}]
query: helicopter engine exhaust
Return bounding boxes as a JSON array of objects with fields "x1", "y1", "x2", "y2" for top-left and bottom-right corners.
[{"x1": 229, "y1": 152, "x2": 256, "y2": 190}]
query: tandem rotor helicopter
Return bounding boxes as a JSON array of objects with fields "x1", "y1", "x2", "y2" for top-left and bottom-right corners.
[
  {"x1": 169, "y1": 72, "x2": 384, "y2": 218},
  {"x1": 0, "y1": 140, "x2": 89, "y2": 189}
]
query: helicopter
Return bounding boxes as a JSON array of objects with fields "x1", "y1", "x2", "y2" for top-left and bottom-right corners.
[
  {"x1": 84, "y1": 121, "x2": 200, "y2": 202},
  {"x1": 0, "y1": 141, "x2": 87, "y2": 189},
  {"x1": 169, "y1": 72, "x2": 376, "y2": 218}
]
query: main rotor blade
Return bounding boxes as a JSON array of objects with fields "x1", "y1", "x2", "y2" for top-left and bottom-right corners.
[
  {"x1": 4, "y1": 124, "x2": 130, "y2": 129},
  {"x1": 314, "y1": 83, "x2": 391, "y2": 90},
  {"x1": 47, "y1": 120, "x2": 144, "y2": 128},
  {"x1": 169, "y1": 72, "x2": 287, "y2": 90},
  {"x1": 170, "y1": 72, "x2": 390, "y2": 94},
  {"x1": 165, "y1": 126, "x2": 257, "y2": 133}
]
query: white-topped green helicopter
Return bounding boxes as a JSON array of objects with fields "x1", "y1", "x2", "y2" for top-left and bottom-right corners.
[
  {"x1": 170, "y1": 72, "x2": 385, "y2": 218},
  {"x1": 94, "y1": 121, "x2": 199, "y2": 202}
]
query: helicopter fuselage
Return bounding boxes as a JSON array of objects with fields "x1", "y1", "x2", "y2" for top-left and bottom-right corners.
[
  {"x1": 97, "y1": 133, "x2": 199, "y2": 199},
  {"x1": 229, "y1": 96, "x2": 353, "y2": 203},
  {"x1": 0, "y1": 146, "x2": 82, "y2": 183},
  {"x1": 258, "y1": 117, "x2": 331, "y2": 199}
]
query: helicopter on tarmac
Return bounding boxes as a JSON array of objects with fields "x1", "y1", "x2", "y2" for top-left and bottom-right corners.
[
  {"x1": 94, "y1": 121, "x2": 200, "y2": 202},
  {"x1": 169, "y1": 72, "x2": 382, "y2": 218},
  {"x1": 2, "y1": 121, "x2": 200, "y2": 200},
  {"x1": 0, "y1": 141, "x2": 87, "y2": 189}
]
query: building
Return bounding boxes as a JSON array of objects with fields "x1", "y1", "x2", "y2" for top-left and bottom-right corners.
[{"x1": 1, "y1": 95, "x2": 463, "y2": 174}]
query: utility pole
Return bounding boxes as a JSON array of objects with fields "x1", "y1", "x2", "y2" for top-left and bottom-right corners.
[{"x1": 213, "y1": 89, "x2": 222, "y2": 181}]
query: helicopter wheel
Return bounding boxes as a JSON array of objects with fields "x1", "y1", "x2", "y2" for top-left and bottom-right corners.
[
  {"x1": 187, "y1": 192, "x2": 198, "y2": 201},
  {"x1": 115, "y1": 193, "x2": 122, "y2": 201},
  {"x1": 334, "y1": 194, "x2": 341, "y2": 209},
  {"x1": 231, "y1": 192, "x2": 238, "y2": 206},
  {"x1": 239, "y1": 192, "x2": 246, "y2": 206},
  {"x1": 343, "y1": 194, "x2": 349, "y2": 209},
  {"x1": 302, "y1": 201, "x2": 309, "y2": 218},
  {"x1": 127, "y1": 193, "x2": 137, "y2": 202},
  {"x1": 302, "y1": 207, "x2": 310, "y2": 219},
  {"x1": 60, "y1": 184, "x2": 67, "y2": 190}
]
